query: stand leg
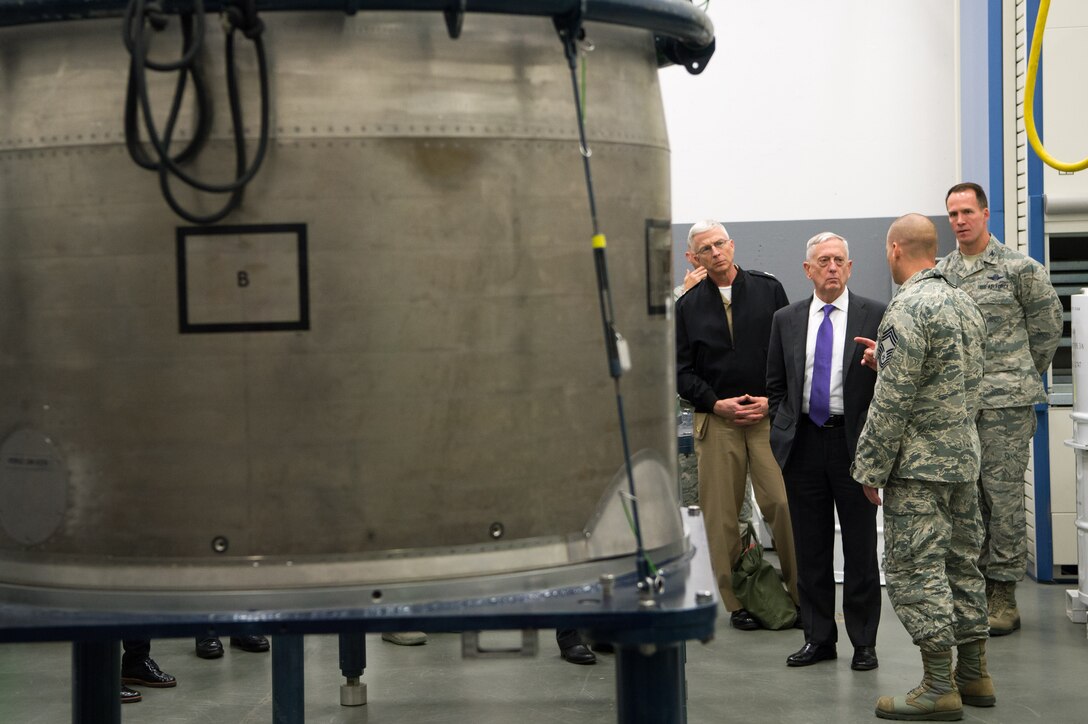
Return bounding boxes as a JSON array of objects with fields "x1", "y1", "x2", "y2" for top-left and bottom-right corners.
[
  {"x1": 272, "y1": 635, "x2": 305, "y2": 724},
  {"x1": 615, "y1": 642, "x2": 685, "y2": 724},
  {"x1": 337, "y1": 632, "x2": 367, "y2": 706},
  {"x1": 72, "y1": 640, "x2": 120, "y2": 724}
]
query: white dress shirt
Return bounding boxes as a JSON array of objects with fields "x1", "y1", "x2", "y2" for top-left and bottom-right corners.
[{"x1": 802, "y1": 289, "x2": 848, "y2": 417}]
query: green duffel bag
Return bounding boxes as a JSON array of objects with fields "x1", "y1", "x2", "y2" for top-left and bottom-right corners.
[{"x1": 731, "y1": 524, "x2": 797, "y2": 630}]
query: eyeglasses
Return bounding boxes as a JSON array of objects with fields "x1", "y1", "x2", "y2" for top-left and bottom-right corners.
[
  {"x1": 695, "y1": 239, "x2": 730, "y2": 256},
  {"x1": 812, "y1": 256, "x2": 847, "y2": 268}
]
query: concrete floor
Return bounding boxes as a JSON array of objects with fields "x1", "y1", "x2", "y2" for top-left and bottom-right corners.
[{"x1": 0, "y1": 579, "x2": 1084, "y2": 723}]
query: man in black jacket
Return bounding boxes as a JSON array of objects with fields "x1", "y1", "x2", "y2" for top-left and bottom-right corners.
[{"x1": 676, "y1": 220, "x2": 799, "y2": 630}]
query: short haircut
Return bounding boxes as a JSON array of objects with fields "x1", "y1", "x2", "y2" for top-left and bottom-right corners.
[
  {"x1": 687, "y1": 220, "x2": 729, "y2": 250},
  {"x1": 805, "y1": 232, "x2": 850, "y2": 259},
  {"x1": 946, "y1": 182, "x2": 988, "y2": 210},
  {"x1": 889, "y1": 213, "x2": 937, "y2": 260}
]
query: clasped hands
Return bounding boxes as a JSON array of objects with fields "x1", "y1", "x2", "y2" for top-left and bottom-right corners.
[{"x1": 713, "y1": 394, "x2": 768, "y2": 426}]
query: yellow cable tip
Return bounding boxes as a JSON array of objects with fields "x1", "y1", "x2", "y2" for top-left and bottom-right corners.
[{"x1": 592, "y1": 234, "x2": 607, "y2": 248}]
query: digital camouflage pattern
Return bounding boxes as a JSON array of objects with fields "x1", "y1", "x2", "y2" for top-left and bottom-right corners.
[
  {"x1": 936, "y1": 235, "x2": 1062, "y2": 408},
  {"x1": 851, "y1": 268, "x2": 986, "y2": 488},
  {"x1": 882, "y1": 477, "x2": 989, "y2": 650},
  {"x1": 678, "y1": 437, "x2": 699, "y2": 506},
  {"x1": 976, "y1": 405, "x2": 1036, "y2": 580},
  {"x1": 851, "y1": 267, "x2": 989, "y2": 651},
  {"x1": 937, "y1": 236, "x2": 1060, "y2": 587}
]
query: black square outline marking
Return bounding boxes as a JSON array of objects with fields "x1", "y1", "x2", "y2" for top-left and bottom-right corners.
[{"x1": 176, "y1": 223, "x2": 310, "y2": 334}]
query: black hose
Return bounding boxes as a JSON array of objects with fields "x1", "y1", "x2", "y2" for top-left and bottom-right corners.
[
  {"x1": 123, "y1": 0, "x2": 271, "y2": 223},
  {"x1": 124, "y1": 10, "x2": 210, "y2": 169}
]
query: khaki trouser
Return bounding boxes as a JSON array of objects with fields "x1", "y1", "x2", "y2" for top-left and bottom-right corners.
[{"x1": 694, "y1": 413, "x2": 798, "y2": 611}]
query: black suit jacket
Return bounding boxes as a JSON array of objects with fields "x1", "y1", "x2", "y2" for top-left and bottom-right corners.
[
  {"x1": 766, "y1": 290, "x2": 885, "y2": 469},
  {"x1": 676, "y1": 267, "x2": 789, "y2": 411}
]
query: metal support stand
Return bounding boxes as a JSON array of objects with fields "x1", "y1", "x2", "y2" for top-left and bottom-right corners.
[
  {"x1": 272, "y1": 635, "x2": 305, "y2": 724},
  {"x1": 72, "y1": 640, "x2": 120, "y2": 724},
  {"x1": 3, "y1": 511, "x2": 717, "y2": 724},
  {"x1": 337, "y1": 632, "x2": 367, "y2": 706},
  {"x1": 614, "y1": 642, "x2": 686, "y2": 724}
]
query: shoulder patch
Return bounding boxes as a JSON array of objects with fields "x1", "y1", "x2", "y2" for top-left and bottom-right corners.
[
  {"x1": 876, "y1": 326, "x2": 899, "y2": 369},
  {"x1": 747, "y1": 269, "x2": 777, "y2": 279}
]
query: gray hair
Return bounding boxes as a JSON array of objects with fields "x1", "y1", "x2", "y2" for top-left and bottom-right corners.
[
  {"x1": 687, "y1": 220, "x2": 730, "y2": 250},
  {"x1": 805, "y1": 232, "x2": 850, "y2": 259}
]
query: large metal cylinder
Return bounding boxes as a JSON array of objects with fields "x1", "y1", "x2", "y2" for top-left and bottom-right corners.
[{"x1": 0, "y1": 11, "x2": 684, "y2": 609}]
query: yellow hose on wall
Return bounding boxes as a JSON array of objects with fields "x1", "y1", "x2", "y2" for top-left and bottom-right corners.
[{"x1": 1025, "y1": 0, "x2": 1088, "y2": 172}]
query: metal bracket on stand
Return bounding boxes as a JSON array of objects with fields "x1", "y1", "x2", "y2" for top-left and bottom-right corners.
[{"x1": 337, "y1": 632, "x2": 367, "y2": 706}]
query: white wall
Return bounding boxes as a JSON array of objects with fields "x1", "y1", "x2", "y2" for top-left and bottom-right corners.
[{"x1": 659, "y1": 1, "x2": 959, "y2": 224}]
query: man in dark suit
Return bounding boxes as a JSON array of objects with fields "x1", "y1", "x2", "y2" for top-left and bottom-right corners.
[
  {"x1": 766, "y1": 232, "x2": 884, "y2": 670},
  {"x1": 676, "y1": 220, "x2": 799, "y2": 631}
]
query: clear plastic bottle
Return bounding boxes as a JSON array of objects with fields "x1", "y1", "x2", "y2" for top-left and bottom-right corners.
[{"x1": 678, "y1": 405, "x2": 694, "y2": 437}]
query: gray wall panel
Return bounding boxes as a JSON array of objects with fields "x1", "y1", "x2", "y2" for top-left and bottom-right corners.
[{"x1": 673, "y1": 216, "x2": 957, "y2": 305}]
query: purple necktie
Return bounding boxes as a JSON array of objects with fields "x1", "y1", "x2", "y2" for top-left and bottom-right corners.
[{"x1": 809, "y1": 304, "x2": 834, "y2": 427}]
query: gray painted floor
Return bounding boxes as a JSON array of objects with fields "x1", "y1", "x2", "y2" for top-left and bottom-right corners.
[{"x1": 0, "y1": 580, "x2": 1084, "y2": 723}]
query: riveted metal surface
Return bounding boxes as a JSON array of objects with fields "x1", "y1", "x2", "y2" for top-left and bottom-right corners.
[{"x1": 0, "y1": 12, "x2": 680, "y2": 606}]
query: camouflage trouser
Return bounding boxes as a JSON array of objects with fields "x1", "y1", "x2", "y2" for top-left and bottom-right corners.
[
  {"x1": 976, "y1": 406, "x2": 1036, "y2": 582},
  {"x1": 883, "y1": 477, "x2": 988, "y2": 651},
  {"x1": 679, "y1": 446, "x2": 699, "y2": 506}
]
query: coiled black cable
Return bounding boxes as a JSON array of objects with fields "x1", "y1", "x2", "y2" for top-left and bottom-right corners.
[{"x1": 122, "y1": 0, "x2": 271, "y2": 224}]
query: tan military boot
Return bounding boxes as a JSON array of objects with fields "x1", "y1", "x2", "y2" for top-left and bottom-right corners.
[
  {"x1": 955, "y1": 638, "x2": 996, "y2": 707},
  {"x1": 875, "y1": 649, "x2": 963, "y2": 721},
  {"x1": 988, "y1": 580, "x2": 1021, "y2": 636}
]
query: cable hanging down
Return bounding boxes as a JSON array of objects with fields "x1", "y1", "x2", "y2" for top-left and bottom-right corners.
[
  {"x1": 1025, "y1": 0, "x2": 1088, "y2": 173},
  {"x1": 553, "y1": 10, "x2": 662, "y2": 598},
  {"x1": 123, "y1": 0, "x2": 271, "y2": 223}
]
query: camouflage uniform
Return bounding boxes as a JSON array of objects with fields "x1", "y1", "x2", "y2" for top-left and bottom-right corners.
[
  {"x1": 936, "y1": 236, "x2": 1062, "y2": 582},
  {"x1": 851, "y1": 268, "x2": 989, "y2": 650},
  {"x1": 677, "y1": 452, "x2": 699, "y2": 507}
]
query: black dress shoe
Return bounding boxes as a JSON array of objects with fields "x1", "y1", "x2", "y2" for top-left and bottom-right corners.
[
  {"x1": 786, "y1": 642, "x2": 837, "y2": 667},
  {"x1": 851, "y1": 645, "x2": 879, "y2": 671},
  {"x1": 230, "y1": 634, "x2": 270, "y2": 653},
  {"x1": 560, "y1": 643, "x2": 597, "y2": 665},
  {"x1": 120, "y1": 685, "x2": 142, "y2": 703},
  {"x1": 730, "y1": 608, "x2": 763, "y2": 631},
  {"x1": 196, "y1": 637, "x2": 224, "y2": 659},
  {"x1": 121, "y1": 657, "x2": 177, "y2": 687}
]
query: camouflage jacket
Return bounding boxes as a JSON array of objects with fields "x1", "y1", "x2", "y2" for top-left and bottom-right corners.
[
  {"x1": 936, "y1": 235, "x2": 1062, "y2": 408},
  {"x1": 850, "y1": 268, "x2": 985, "y2": 487}
]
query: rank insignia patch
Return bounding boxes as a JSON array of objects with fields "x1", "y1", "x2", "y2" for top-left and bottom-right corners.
[{"x1": 876, "y1": 326, "x2": 899, "y2": 368}]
